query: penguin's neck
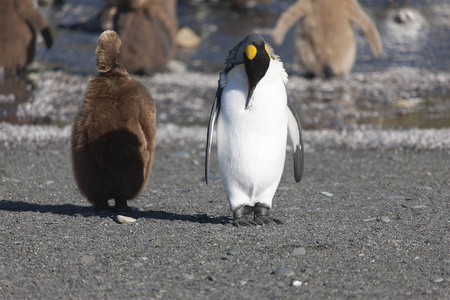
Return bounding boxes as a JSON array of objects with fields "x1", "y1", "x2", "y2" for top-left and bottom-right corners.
[
  {"x1": 260, "y1": 59, "x2": 288, "y2": 86},
  {"x1": 221, "y1": 59, "x2": 288, "y2": 89}
]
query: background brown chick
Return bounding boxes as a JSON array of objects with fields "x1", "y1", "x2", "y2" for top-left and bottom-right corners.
[
  {"x1": 114, "y1": 0, "x2": 178, "y2": 74},
  {"x1": 0, "y1": 0, "x2": 53, "y2": 77},
  {"x1": 71, "y1": 30, "x2": 156, "y2": 212},
  {"x1": 272, "y1": 0, "x2": 383, "y2": 78}
]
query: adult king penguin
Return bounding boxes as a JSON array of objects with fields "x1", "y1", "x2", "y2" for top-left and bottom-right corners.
[{"x1": 205, "y1": 33, "x2": 304, "y2": 227}]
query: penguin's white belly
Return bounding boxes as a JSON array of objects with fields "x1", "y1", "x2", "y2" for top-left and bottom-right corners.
[{"x1": 217, "y1": 67, "x2": 288, "y2": 211}]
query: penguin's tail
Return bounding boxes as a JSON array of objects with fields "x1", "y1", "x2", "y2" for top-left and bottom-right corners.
[{"x1": 96, "y1": 30, "x2": 121, "y2": 73}]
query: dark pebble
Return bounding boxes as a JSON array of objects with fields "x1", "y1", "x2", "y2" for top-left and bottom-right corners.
[{"x1": 272, "y1": 267, "x2": 294, "y2": 276}]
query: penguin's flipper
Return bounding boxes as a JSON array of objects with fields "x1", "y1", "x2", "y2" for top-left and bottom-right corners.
[
  {"x1": 41, "y1": 27, "x2": 53, "y2": 49},
  {"x1": 16, "y1": 0, "x2": 53, "y2": 48},
  {"x1": 287, "y1": 99, "x2": 304, "y2": 183},
  {"x1": 348, "y1": 0, "x2": 383, "y2": 57},
  {"x1": 272, "y1": 0, "x2": 311, "y2": 45},
  {"x1": 205, "y1": 87, "x2": 221, "y2": 185}
]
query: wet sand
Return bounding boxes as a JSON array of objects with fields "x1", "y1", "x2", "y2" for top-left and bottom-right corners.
[{"x1": 1, "y1": 69, "x2": 450, "y2": 149}]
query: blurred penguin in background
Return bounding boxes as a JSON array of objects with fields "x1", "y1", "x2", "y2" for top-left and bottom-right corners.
[
  {"x1": 37, "y1": 0, "x2": 63, "y2": 5},
  {"x1": 64, "y1": 0, "x2": 117, "y2": 32},
  {"x1": 0, "y1": 0, "x2": 53, "y2": 77},
  {"x1": 272, "y1": 0, "x2": 383, "y2": 78},
  {"x1": 72, "y1": 30, "x2": 156, "y2": 212},
  {"x1": 113, "y1": 0, "x2": 178, "y2": 74},
  {"x1": 230, "y1": 0, "x2": 274, "y2": 10},
  {"x1": 387, "y1": 0, "x2": 409, "y2": 7}
]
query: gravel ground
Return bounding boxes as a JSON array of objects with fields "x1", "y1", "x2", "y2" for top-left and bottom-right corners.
[{"x1": 0, "y1": 140, "x2": 449, "y2": 299}]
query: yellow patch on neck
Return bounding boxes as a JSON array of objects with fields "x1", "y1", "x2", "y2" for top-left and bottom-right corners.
[
  {"x1": 265, "y1": 44, "x2": 271, "y2": 59},
  {"x1": 244, "y1": 45, "x2": 257, "y2": 60}
]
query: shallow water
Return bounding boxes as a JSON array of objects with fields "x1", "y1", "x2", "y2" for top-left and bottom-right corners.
[
  {"x1": 358, "y1": 95, "x2": 450, "y2": 129},
  {"x1": 1, "y1": 0, "x2": 449, "y2": 129},
  {"x1": 35, "y1": 0, "x2": 450, "y2": 74}
]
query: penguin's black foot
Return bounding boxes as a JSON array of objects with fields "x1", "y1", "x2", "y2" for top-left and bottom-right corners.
[
  {"x1": 232, "y1": 205, "x2": 257, "y2": 227},
  {"x1": 254, "y1": 215, "x2": 283, "y2": 225},
  {"x1": 93, "y1": 202, "x2": 111, "y2": 213},
  {"x1": 233, "y1": 217, "x2": 258, "y2": 227},
  {"x1": 113, "y1": 199, "x2": 132, "y2": 212},
  {"x1": 254, "y1": 203, "x2": 284, "y2": 225}
]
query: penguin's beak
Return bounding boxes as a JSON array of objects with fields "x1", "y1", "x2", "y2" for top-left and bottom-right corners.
[
  {"x1": 246, "y1": 83, "x2": 257, "y2": 110},
  {"x1": 243, "y1": 43, "x2": 271, "y2": 110}
]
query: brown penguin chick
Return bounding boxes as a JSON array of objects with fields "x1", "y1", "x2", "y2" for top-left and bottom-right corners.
[
  {"x1": 71, "y1": 30, "x2": 156, "y2": 212},
  {"x1": 0, "y1": 0, "x2": 53, "y2": 77},
  {"x1": 272, "y1": 0, "x2": 383, "y2": 78},
  {"x1": 113, "y1": 0, "x2": 178, "y2": 74}
]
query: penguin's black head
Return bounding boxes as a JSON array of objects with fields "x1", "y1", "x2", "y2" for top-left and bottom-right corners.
[{"x1": 242, "y1": 34, "x2": 271, "y2": 109}]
